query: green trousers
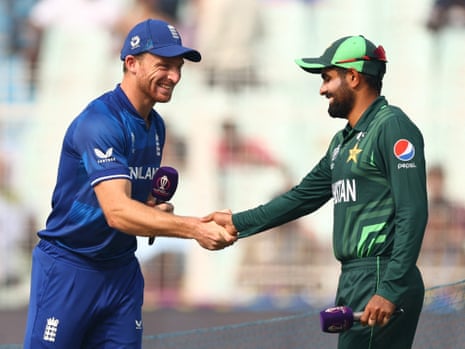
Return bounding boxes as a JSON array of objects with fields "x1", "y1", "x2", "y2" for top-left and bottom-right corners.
[{"x1": 335, "y1": 257, "x2": 424, "y2": 349}]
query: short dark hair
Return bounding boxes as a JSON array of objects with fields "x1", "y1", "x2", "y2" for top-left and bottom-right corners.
[
  {"x1": 362, "y1": 73, "x2": 383, "y2": 94},
  {"x1": 334, "y1": 67, "x2": 383, "y2": 94},
  {"x1": 122, "y1": 53, "x2": 146, "y2": 73}
]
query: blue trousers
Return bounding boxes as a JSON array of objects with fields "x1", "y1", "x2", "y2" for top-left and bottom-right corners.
[{"x1": 23, "y1": 240, "x2": 144, "y2": 348}]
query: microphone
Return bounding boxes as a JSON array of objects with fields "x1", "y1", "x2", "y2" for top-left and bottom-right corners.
[
  {"x1": 148, "y1": 166, "x2": 179, "y2": 245},
  {"x1": 319, "y1": 305, "x2": 404, "y2": 333},
  {"x1": 319, "y1": 306, "x2": 356, "y2": 333}
]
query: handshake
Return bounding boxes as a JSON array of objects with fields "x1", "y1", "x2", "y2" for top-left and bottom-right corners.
[
  {"x1": 195, "y1": 210, "x2": 239, "y2": 251},
  {"x1": 148, "y1": 167, "x2": 239, "y2": 251}
]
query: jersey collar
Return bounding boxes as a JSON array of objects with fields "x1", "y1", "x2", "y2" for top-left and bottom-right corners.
[
  {"x1": 114, "y1": 84, "x2": 157, "y2": 126},
  {"x1": 352, "y1": 96, "x2": 388, "y2": 132}
]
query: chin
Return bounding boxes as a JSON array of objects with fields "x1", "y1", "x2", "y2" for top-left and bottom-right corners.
[
  {"x1": 156, "y1": 95, "x2": 172, "y2": 103},
  {"x1": 328, "y1": 110, "x2": 347, "y2": 119}
]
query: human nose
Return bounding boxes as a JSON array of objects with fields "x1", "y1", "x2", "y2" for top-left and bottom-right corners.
[
  {"x1": 319, "y1": 82, "x2": 327, "y2": 96},
  {"x1": 168, "y1": 67, "x2": 181, "y2": 84}
]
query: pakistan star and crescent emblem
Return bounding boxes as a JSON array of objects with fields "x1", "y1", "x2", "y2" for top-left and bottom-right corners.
[{"x1": 347, "y1": 143, "x2": 362, "y2": 163}]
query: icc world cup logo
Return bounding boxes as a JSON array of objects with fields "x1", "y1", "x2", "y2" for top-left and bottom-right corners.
[
  {"x1": 158, "y1": 175, "x2": 170, "y2": 191},
  {"x1": 153, "y1": 175, "x2": 171, "y2": 198}
]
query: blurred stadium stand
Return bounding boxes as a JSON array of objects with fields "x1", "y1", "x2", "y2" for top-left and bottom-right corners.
[{"x1": 1, "y1": 0, "x2": 465, "y2": 347}]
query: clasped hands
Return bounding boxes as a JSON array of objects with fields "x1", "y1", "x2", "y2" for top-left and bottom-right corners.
[
  {"x1": 199, "y1": 210, "x2": 238, "y2": 250},
  {"x1": 146, "y1": 198, "x2": 237, "y2": 251}
]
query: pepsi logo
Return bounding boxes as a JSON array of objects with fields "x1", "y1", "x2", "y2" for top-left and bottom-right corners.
[{"x1": 393, "y1": 139, "x2": 415, "y2": 161}]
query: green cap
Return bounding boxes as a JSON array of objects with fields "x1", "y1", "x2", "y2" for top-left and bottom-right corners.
[{"x1": 295, "y1": 35, "x2": 387, "y2": 78}]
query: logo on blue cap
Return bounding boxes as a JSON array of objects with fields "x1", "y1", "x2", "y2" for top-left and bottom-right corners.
[
  {"x1": 167, "y1": 25, "x2": 180, "y2": 39},
  {"x1": 130, "y1": 36, "x2": 141, "y2": 50}
]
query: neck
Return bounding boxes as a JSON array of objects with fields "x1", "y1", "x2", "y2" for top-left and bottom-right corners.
[
  {"x1": 347, "y1": 92, "x2": 379, "y2": 127},
  {"x1": 120, "y1": 80, "x2": 154, "y2": 123}
]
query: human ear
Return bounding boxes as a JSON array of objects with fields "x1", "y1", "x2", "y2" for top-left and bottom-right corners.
[{"x1": 346, "y1": 69, "x2": 361, "y2": 87}]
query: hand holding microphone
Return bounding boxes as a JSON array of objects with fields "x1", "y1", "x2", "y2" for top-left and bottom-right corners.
[
  {"x1": 319, "y1": 306, "x2": 358, "y2": 333},
  {"x1": 319, "y1": 305, "x2": 404, "y2": 333},
  {"x1": 148, "y1": 166, "x2": 178, "y2": 245}
]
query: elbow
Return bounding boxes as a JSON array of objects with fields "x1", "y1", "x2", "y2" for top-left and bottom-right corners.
[
  {"x1": 105, "y1": 213, "x2": 122, "y2": 231},
  {"x1": 103, "y1": 207, "x2": 127, "y2": 231},
  {"x1": 105, "y1": 213, "x2": 120, "y2": 230}
]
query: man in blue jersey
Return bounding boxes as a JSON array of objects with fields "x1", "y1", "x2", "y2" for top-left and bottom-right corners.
[
  {"x1": 23, "y1": 19, "x2": 237, "y2": 349},
  {"x1": 206, "y1": 36, "x2": 428, "y2": 349}
]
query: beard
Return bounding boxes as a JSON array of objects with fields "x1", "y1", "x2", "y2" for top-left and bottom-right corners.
[{"x1": 327, "y1": 82, "x2": 355, "y2": 119}]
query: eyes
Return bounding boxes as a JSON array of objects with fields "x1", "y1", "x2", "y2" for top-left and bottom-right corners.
[
  {"x1": 321, "y1": 69, "x2": 340, "y2": 83},
  {"x1": 150, "y1": 55, "x2": 184, "y2": 71},
  {"x1": 321, "y1": 72, "x2": 332, "y2": 83},
  {"x1": 154, "y1": 62, "x2": 183, "y2": 71}
]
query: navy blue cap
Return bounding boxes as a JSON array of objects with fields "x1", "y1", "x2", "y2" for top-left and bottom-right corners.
[{"x1": 120, "y1": 19, "x2": 201, "y2": 62}]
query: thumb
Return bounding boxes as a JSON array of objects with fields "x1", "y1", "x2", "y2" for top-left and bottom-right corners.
[{"x1": 201, "y1": 213, "x2": 214, "y2": 222}]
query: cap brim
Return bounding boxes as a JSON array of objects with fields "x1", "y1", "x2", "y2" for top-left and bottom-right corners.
[
  {"x1": 295, "y1": 58, "x2": 328, "y2": 74},
  {"x1": 149, "y1": 45, "x2": 201, "y2": 62}
]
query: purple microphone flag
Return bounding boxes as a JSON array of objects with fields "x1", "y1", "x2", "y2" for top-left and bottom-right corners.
[
  {"x1": 320, "y1": 306, "x2": 355, "y2": 333},
  {"x1": 148, "y1": 166, "x2": 179, "y2": 245},
  {"x1": 152, "y1": 166, "x2": 178, "y2": 202}
]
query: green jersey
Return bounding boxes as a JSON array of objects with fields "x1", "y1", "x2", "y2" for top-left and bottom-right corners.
[{"x1": 232, "y1": 96, "x2": 428, "y2": 304}]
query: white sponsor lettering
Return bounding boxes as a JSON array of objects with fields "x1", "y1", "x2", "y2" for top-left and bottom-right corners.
[
  {"x1": 332, "y1": 179, "x2": 357, "y2": 204},
  {"x1": 95, "y1": 147, "x2": 117, "y2": 164},
  {"x1": 397, "y1": 163, "x2": 417, "y2": 170},
  {"x1": 129, "y1": 166, "x2": 157, "y2": 180}
]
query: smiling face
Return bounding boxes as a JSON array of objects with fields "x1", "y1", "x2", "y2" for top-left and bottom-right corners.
[
  {"x1": 134, "y1": 53, "x2": 184, "y2": 104},
  {"x1": 319, "y1": 67, "x2": 355, "y2": 120}
]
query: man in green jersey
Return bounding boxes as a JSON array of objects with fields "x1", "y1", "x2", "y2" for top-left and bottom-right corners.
[{"x1": 205, "y1": 35, "x2": 428, "y2": 349}]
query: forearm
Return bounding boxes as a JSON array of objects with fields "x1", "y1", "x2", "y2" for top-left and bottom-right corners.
[
  {"x1": 105, "y1": 196, "x2": 198, "y2": 239},
  {"x1": 233, "y1": 181, "x2": 331, "y2": 237},
  {"x1": 94, "y1": 178, "x2": 201, "y2": 239},
  {"x1": 233, "y1": 198, "x2": 302, "y2": 238}
]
